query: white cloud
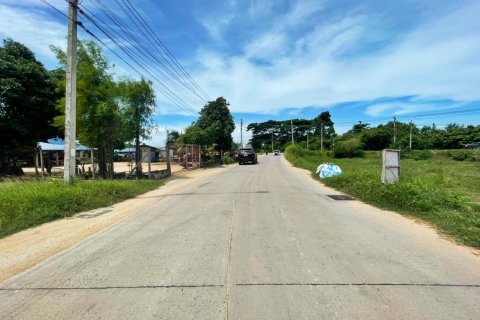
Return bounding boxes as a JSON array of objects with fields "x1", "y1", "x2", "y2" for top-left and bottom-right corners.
[
  {"x1": 248, "y1": 0, "x2": 277, "y2": 18},
  {"x1": 1, "y1": 0, "x2": 65, "y2": 7},
  {"x1": 244, "y1": 32, "x2": 287, "y2": 60},
  {"x1": 286, "y1": 0, "x2": 327, "y2": 24},
  {"x1": 364, "y1": 100, "x2": 462, "y2": 118},
  {"x1": 193, "y1": 1, "x2": 480, "y2": 116},
  {"x1": 2, "y1": 0, "x2": 479, "y2": 123},
  {"x1": 200, "y1": 13, "x2": 234, "y2": 41},
  {"x1": 0, "y1": 4, "x2": 66, "y2": 65}
]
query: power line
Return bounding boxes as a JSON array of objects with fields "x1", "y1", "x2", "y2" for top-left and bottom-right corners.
[
  {"x1": 120, "y1": 0, "x2": 210, "y2": 101},
  {"x1": 80, "y1": 2, "x2": 207, "y2": 106},
  {"x1": 40, "y1": 0, "x2": 69, "y2": 19},
  {"x1": 76, "y1": 8, "x2": 199, "y2": 115},
  {"x1": 43, "y1": 0, "x2": 207, "y2": 115},
  {"x1": 84, "y1": 0, "x2": 209, "y2": 103},
  {"x1": 334, "y1": 107, "x2": 480, "y2": 126}
]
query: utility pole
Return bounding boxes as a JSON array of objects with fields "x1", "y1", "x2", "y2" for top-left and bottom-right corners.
[
  {"x1": 393, "y1": 116, "x2": 397, "y2": 144},
  {"x1": 271, "y1": 129, "x2": 273, "y2": 152},
  {"x1": 409, "y1": 121, "x2": 413, "y2": 150},
  {"x1": 291, "y1": 119, "x2": 294, "y2": 145},
  {"x1": 240, "y1": 118, "x2": 243, "y2": 148},
  {"x1": 64, "y1": 0, "x2": 78, "y2": 184},
  {"x1": 320, "y1": 122, "x2": 324, "y2": 151},
  {"x1": 166, "y1": 128, "x2": 171, "y2": 175}
]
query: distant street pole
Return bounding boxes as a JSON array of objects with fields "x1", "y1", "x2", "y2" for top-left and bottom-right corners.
[
  {"x1": 64, "y1": 0, "x2": 78, "y2": 184},
  {"x1": 240, "y1": 118, "x2": 243, "y2": 148},
  {"x1": 320, "y1": 122, "x2": 324, "y2": 151},
  {"x1": 393, "y1": 116, "x2": 397, "y2": 144},
  {"x1": 291, "y1": 119, "x2": 294, "y2": 145},
  {"x1": 271, "y1": 129, "x2": 273, "y2": 152},
  {"x1": 166, "y1": 129, "x2": 171, "y2": 175},
  {"x1": 409, "y1": 121, "x2": 413, "y2": 150}
]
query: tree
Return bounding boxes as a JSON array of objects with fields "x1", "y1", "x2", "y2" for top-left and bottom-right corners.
[
  {"x1": 313, "y1": 111, "x2": 336, "y2": 138},
  {"x1": 196, "y1": 97, "x2": 235, "y2": 152},
  {"x1": 0, "y1": 39, "x2": 59, "y2": 174},
  {"x1": 247, "y1": 120, "x2": 280, "y2": 150},
  {"x1": 167, "y1": 130, "x2": 180, "y2": 146},
  {"x1": 52, "y1": 40, "x2": 125, "y2": 178},
  {"x1": 118, "y1": 77, "x2": 155, "y2": 177},
  {"x1": 361, "y1": 125, "x2": 392, "y2": 150},
  {"x1": 179, "y1": 124, "x2": 214, "y2": 146}
]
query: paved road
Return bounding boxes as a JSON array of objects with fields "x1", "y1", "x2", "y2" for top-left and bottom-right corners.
[{"x1": 1, "y1": 155, "x2": 479, "y2": 319}]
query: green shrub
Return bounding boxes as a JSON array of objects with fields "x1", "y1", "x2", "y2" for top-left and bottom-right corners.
[
  {"x1": 401, "y1": 150, "x2": 432, "y2": 160},
  {"x1": 447, "y1": 150, "x2": 471, "y2": 161},
  {"x1": 333, "y1": 138, "x2": 364, "y2": 158},
  {"x1": 223, "y1": 156, "x2": 236, "y2": 165}
]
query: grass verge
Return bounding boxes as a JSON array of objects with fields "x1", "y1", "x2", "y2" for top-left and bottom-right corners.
[
  {"x1": 285, "y1": 145, "x2": 480, "y2": 249},
  {"x1": 0, "y1": 179, "x2": 164, "y2": 238}
]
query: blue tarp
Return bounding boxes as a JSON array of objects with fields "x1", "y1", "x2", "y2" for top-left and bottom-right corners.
[
  {"x1": 316, "y1": 163, "x2": 342, "y2": 179},
  {"x1": 38, "y1": 139, "x2": 93, "y2": 151}
]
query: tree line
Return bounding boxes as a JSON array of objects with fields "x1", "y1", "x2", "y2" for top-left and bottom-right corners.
[
  {"x1": 247, "y1": 111, "x2": 480, "y2": 153},
  {"x1": 1, "y1": 38, "x2": 236, "y2": 175},
  {"x1": 0, "y1": 39, "x2": 155, "y2": 177},
  {"x1": 247, "y1": 112, "x2": 335, "y2": 152}
]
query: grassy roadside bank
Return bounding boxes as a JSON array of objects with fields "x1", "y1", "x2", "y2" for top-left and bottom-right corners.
[
  {"x1": 285, "y1": 146, "x2": 480, "y2": 249},
  {"x1": 0, "y1": 179, "x2": 165, "y2": 238}
]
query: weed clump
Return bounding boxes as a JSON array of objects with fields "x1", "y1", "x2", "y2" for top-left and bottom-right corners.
[{"x1": 333, "y1": 138, "x2": 364, "y2": 158}]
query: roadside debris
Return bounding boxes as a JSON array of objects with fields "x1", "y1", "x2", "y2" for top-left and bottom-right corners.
[{"x1": 316, "y1": 163, "x2": 342, "y2": 178}]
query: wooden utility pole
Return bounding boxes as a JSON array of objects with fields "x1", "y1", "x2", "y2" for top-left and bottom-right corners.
[
  {"x1": 409, "y1": 121, "x2": 413, "y2": 150},
  {"x1": 166, "y1": 129, "x2": 171, "y2": 175},
  {"x1": 240, "y1": 118, "x2": 243, "y2": 148},
  {"x1": 291, "y1": 120, "x2": 294, "y2": 145},
  {"x1": 393, "y1": 116, "x2": 397, "y2": 144},
  {"x1": 64, "y1": 0, "x2": 78, "y2": 184},
  {"x1": 320, "y1": 122, "x2": 324, "y2": 151},
  {"x1": 271, "y1": 129, "x2": 274, "y2": 152}
]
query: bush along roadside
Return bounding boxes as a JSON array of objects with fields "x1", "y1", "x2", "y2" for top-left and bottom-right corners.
[
  {"x1": 0, "y1": 179, "x2": 164, "y2": 238},
  {"x1": 285, "y1": 145, "x2": 480, "y2": 249}
]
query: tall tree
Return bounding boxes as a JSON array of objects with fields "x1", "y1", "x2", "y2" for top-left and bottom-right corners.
[
  {"x1": 118, "y1": 77, "x2": 155, "y2": 177},
  {"x1": 313, "y1": 111, "x2": 335, "y2": 138},
  {"x1": 196, "y1": 97, "x2": 235, "y2": 152},
  {"x1": 167, "y1": 130, "x2": 180, "y2": 146},
  {"x1": 52, "y1": 40, "x2": 124, "y2": 178},
  {"x1": 0, "y1": 39, "x2": 59, "y2": 174}
]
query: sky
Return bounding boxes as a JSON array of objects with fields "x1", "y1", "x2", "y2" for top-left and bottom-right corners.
[{"x1": 1, "y1": 0, "x2": 480, "y2": 147}]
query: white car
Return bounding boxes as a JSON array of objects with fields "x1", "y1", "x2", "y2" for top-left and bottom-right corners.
[{"x1": 273, "y1": 150, "x2": 280, "y2": 155}]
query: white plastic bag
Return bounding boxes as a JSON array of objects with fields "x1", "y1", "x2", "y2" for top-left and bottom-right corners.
[{"x1": 316, "y1": 163, "x2": 342, "y2": 179}]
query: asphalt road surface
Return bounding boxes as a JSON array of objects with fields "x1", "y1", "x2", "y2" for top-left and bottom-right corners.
[{"x1": 1, "y1": 155, "x2": 479, "y2": 319}]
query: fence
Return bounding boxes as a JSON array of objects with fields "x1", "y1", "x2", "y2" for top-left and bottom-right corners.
[{"x1": 170, "y1": 144, "x2": 202, "y2": 169}]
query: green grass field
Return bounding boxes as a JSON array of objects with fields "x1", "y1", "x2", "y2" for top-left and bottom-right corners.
[
  {"x1": 0, "y1": 179, "x2": 164, "y2": 238},
  {"x1": 285, "y1": 146, "x2": 480, "y2": 248}
]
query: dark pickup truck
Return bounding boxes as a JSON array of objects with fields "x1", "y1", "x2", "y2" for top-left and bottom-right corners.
[{"x1": 238, "y1": 147, "x2": 257, "y2": 165}]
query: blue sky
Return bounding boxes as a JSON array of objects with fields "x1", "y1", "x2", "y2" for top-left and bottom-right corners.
[{"x1": 1, "y1": 0, "x2": 480, "y2": 146}]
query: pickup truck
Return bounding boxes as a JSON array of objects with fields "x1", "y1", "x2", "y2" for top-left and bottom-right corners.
[{"x1": 238, "y1": 147, "x2": 257, "y2": 165}]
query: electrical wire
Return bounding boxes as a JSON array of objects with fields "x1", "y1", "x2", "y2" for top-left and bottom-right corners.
[
  {"x1": 120, "y1": 0, "x2": 210, "y2": 101},
  {"x1": 80, "y1": 2, "x2": 207, "y2": 106},
  {"x1": 334, "y1": 107, "x2": 480, "y2": 126},
  {"x1": 42, "y1": 0, "x2": 206, "y2": 115},
  {"x1": 84, "y1": 0, "x2": 209, "y2": 103},
  {"x1": 77, "y1": 18, "x2": 198, "y2": 115}
]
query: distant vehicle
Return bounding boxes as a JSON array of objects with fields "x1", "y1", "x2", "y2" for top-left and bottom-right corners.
[
  {"x1": 273, "y1": 150, "x2": 280, "y2": 155},
  {"x1": 464, "y1": 142, "x2": 480, "y2": 149},
  {"x1": 238, "y1": 147, "x2": 257, "y2": 165}
]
